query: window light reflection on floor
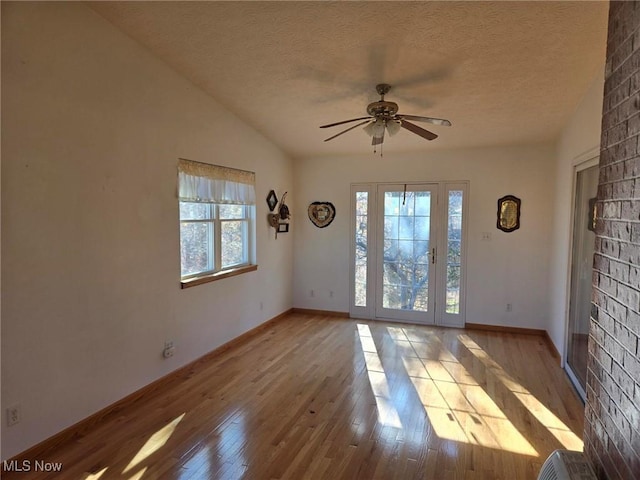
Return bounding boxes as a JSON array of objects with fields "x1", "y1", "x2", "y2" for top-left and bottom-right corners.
[
  {"x1": 357, "y1": 324, "x2": 403, "y2": 429},
  {"x1": 123, "y1": 413, "x2": 186, "y2": 474},
  {"x1": 180, "y1": 445, "x2": 213, "y2": 478},
  {"x1": 215, "y1": 411, "x2": 247, "y2": 472},
  {"x1": 386, "y1": 326, "x2": 539, "y2": 457},
  {"x1": 458, "y1": 334, "x2": 583, "y2": 451}
]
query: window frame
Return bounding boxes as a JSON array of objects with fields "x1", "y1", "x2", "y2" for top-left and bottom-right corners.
[{"x1": 179, "y1": 201, "x2": 256, "y2": 288}]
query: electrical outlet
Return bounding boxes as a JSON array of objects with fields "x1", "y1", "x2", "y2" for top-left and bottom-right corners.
[
  {"x1": 329, "y1": 290, "x2": 334, "y2": 298},
  {"x1": 6, "y1": 405, "x2": 20, "y2": 426},
  {"x1": 259, "y1": 301, "x2": 264, "y2": 311},
  {"x1": 506, "y1": 303, "x2": 513, "y2": 312},
  {"x1": 310, "y1": 290, "x2": 315, "y2": 298},
  {"x1": 163, "y1": 341, "x2": 175, "y2": 359}
]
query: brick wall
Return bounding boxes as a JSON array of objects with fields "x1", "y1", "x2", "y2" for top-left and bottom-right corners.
[{"x1": 586, "y1": 2, "x2": 640, "y2": 479}]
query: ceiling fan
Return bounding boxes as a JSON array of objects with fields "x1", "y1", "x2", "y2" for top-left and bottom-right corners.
[{"x1": 320, "y1": 83, "x2": 451, "y2": 153}]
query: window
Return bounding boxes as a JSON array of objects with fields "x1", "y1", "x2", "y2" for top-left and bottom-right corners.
[{"x1": 178, "y1": 159, "x2": 256, "y2": 287}]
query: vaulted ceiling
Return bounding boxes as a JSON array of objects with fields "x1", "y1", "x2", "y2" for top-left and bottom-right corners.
[{"x1": 91, "y1": 1, "x2": 609, "y2": 159}]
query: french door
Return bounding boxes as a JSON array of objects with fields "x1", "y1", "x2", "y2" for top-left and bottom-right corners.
[{"x1": 351, "y1": 182, "x2": 467, "y2": 326}]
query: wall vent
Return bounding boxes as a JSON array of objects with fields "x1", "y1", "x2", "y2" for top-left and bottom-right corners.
[{"x1": 537, "y1": 450, "x2": 597, "y2": 480}]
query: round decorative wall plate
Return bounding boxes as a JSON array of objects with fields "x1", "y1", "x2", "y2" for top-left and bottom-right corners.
[{"x1": 308, "y1": 202, "x2": 336, "y2": 228}]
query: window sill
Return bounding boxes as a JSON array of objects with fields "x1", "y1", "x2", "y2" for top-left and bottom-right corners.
[{"x1": 180, "y1": 264, "x2": 258, "y2": 289}]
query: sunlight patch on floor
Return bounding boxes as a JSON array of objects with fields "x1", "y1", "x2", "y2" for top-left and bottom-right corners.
[
  {"x1": 123, "y1": 413, "x2": 186, "y2": 473},
  {"x1": 128, "y1": 467, "x2": 148, "y2": 480},
  {"x1": 388, "y1": 326, "x2": 538, "y2": 457},
  {"x1": 458, "y1": 334, "x2": 584, "y2": 451},
  {"x1": 357, "y1": 324, "x2": 403, "y2": 429},
  {"x1": 82, "y1": 467, "x2": 108, "y2": 479}
]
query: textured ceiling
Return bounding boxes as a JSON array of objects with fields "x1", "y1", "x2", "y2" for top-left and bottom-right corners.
[{"x1": 90, "y1": 1, "x2": 608, "y2": 159}]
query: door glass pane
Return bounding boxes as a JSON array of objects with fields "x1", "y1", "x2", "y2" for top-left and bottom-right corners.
[
  {"x1": 415, "y1": 192, "x2": 431, "y2": 216},
  {"x1": 382, "y1": 190, "x2": 430, "y2": 312},
  {"x1": 399, "y1": 217, "x2": 414, "y2": 240},
  {"x1": 567, "y1": 165, "x2": 599, "y2": 392},
  {"x1": 355, "y1": 191, "x2": 368, "y2": 307},
  {"x1": 384, "y1": 193, "x2": 399, "y2": 215},
  {"x1": 446, "y1": 191, "x2": 463, "y2": 314}
]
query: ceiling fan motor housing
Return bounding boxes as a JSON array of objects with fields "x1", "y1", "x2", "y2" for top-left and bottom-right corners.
[{"x1": 367, "y1": 100, "x2": 399, "y2": 118}]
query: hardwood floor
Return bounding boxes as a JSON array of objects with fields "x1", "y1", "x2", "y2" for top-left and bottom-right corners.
[{"x1": 3, "y1": 313, "x2": 585, "y2": 479}]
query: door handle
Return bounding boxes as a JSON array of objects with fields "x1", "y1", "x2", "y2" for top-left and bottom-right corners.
[{"x1": 432, "y1": 247, "x2": 436, "y2": 264}]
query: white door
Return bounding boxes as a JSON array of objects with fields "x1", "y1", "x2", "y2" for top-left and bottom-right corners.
[{"x1": 375, "y1": 184, "x2": 438, "y2": 323}]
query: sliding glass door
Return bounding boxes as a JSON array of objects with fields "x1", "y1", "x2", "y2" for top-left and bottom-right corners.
[{"x1": 566, "y1": 162, "x2": 599, "y2": 399}]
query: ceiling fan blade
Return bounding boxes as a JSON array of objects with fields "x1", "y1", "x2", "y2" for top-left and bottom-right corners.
[
  {"x1": 324, "y1": 120, "x2": 372, "y2": 142},
  {"x1": 401, "y1": 119, "x2": 438, "y2": 141},
  {"x1": 398, "y1": 114, "x2": 451, "y2": 126},
  {"x1": 320, "y1": 116, "x2": 372, "y2": 128}
]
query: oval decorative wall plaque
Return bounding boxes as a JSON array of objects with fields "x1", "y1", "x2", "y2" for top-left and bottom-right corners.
[
  {"x1": 497, "y1": 195, "x2": 521, "y2": 232},
  {"x1": 308, "y1": 202, "x2": 336, "y2": 228}
]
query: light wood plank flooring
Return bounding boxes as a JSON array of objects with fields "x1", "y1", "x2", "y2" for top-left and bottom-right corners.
[{"x1": 3, "y1": 313, "x2": 584, "y2": 479}]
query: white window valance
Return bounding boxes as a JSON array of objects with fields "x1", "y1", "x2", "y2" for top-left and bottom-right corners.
[{"x1": 178, "y1": 158, "x2": 256, "y2": 205}]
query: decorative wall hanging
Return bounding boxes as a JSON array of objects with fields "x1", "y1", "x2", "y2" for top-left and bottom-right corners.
[
  {"x1": 308, "y1": 202, "x2": 336, "y2": 228},
  {"x1": 497, "y1": 195, "x2": 521, "y2": 232},
  {"x1": 278, "y1": 192, "x2": 291, "y2": 221},
  {"x1": 266, "y1": 190, "x2": 278, "y2": 212},
  {"x1": 268, "y1": 191, "x2": 291, "y2": 239}
]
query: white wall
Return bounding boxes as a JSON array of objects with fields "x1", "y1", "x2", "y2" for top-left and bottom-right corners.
[
  {"x1": 293, "y1": 144, "x2": 555, "y2": 329},
  {"x1": 548, "y1": 70, "x2": 605, "y2": 359},
  {"x1": 1, "y1": 3, "x2": 293, "y2": 459}
]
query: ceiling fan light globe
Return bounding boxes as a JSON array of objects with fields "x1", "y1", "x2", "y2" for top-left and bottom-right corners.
[
  {"x1": 363, "y1": 121, "x2": 376, "y2": 136},
  {"x1": 387, "y1": 120, "x2": 401, "y2": 136},
  {"x1": 373, "y1": 118, "x2": 385, "y2": 136}
]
